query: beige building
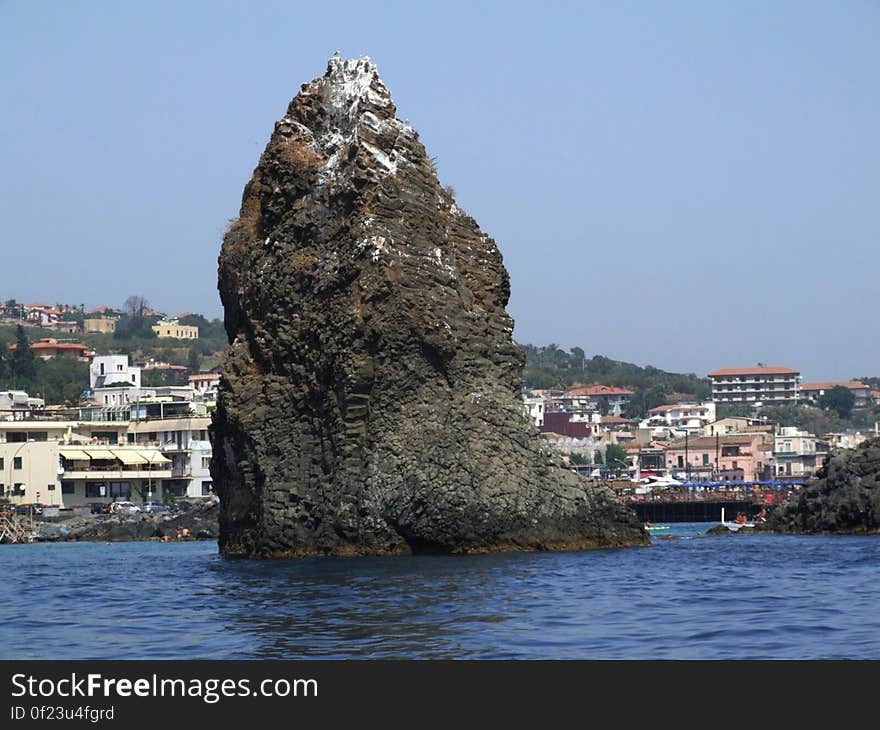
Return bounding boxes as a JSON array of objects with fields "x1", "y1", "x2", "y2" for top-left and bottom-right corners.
[
  {"x1": 152, "y1": 320, "x2": 199, "y2": 339},
  {"x1": 772, "y1": 427, "x2": 819, "y2": 479},
  {"x1": 84, "y1": 317, "x2": 117, "y2": 334},
  {"x1": 0, "y1": 440, "x2": 63, "y2": 507},
  {"x1": 58, "y1": 446, "x2": 171, "y2": 506}
]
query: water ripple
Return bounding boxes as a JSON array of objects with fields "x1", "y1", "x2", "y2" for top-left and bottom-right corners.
[{"x1": 2, "y1": 527, "x2": 880, "y2": 659}]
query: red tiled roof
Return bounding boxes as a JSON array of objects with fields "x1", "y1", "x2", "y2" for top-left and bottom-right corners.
[
  {"x1": 565, "y1": 385, "x2": 634, "y2": 397},
  {"x1": 708, "y1": 366, "x2": 799, "y2": 377},
  {"x1": 8, "y1": 340, "x2": 89, "y2": 352},
  {"x1": 799, "y1": 381, "x2": 867, "y2": 392},
  {"x1": 601, "y1": 416, "x2": 629, "y2": 424}
]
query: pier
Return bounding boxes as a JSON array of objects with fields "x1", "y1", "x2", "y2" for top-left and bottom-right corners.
[{"x1": 630, "y1": 499, "x2": 765, "y2": 523}]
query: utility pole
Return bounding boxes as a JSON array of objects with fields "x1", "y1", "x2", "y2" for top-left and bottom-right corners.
[
  {"x1": 685, "y1": 431, "x2": 690, "y2": 482},
  {"x1": 715, "y1": 433, "x2": 720, "y2": 480}
]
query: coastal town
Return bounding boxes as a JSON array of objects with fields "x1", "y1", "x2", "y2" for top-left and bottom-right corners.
[{"x1": 0, "y1": 298, "x2": 877, "y2": 538}]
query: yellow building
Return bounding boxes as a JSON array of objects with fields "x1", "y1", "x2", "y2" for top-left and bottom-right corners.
[
  {"x1": 151, "y1": 321, "x2": 199, "y2": 339},
  {"x1": 84, "y1": 317, "x2": 116, "y2": 334}
]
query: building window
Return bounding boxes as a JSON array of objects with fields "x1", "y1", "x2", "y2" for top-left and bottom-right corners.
[
  {"x1": 0, "y1": 458, "x2": 3, "y2": 470},
  {"x1": 201, "y1": 457, "x2": 211, "y2": 469},
  {"x1": 702, "y1": 454, "x2": 709, "y2": 466},
  {"x1": 13, "y1": 484, "x2": 24, "y2": 496},
  {"x1": 110, "y1": 482, "x2": 131, "y2": 499},
  {"x1": 86, "y1": 483, "x2": 107, "y2": 498},
  {"x1": 201, "y1": 481, "x2": 214, "y2": 496},
  {"x1": 61, "y1": 481, "x2": 75, "y2": 495},
  {"x1": 677, "y1": 456, "x2": 684, "y2": 468},
  {"x1": 13, "y1": 457, "x2": 22, "y2": 470},
  {"x1": 47, "y1": 484, "x2": 55, "y2": 491}
]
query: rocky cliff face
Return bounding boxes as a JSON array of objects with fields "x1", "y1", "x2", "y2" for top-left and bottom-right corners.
[
  {"x1": 767, "y1": 438, "x2": 880, "y2": 534},
  {"x1": 211, "y1": 56, "x2": 647, "y2": 557}
]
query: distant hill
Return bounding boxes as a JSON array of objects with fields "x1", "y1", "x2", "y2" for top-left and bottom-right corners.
[{"x1": 521, "y1": 344, "x2": 711, "y2": 417}]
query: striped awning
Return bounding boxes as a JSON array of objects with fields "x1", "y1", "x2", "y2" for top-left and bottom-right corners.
[
  {"x1": 112, "y1": 449, "x2": 148, "y2": 465},
  {"x1": 59, "y1": 448, "x2": 91, "y2": 460},
  {"x1": 139, "y1": 449, "x2": 171, "y2": 465},
  {"x1": 85, "y1": 448, "x2": 117, "y2": 460}
]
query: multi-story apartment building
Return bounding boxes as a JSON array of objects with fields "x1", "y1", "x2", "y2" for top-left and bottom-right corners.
[
  {"x1": 0, "y1": 399, "x2": 213, "y2": 508},
  {"x1": 708, "y1": 366, "x2": 800, "y2": 404},
  {"x1": 798, "y1": 381, "x2": 871, "y2": 409},
  {"x1": 663, "y1": 433, "x2": 774, "y2": 482},
  {"x1": 771, "y1": 426, "x2": 819, "y2": 479},
  {"x1": 640, "y1": 402, "x2": 716, "y2": 435},
  {"x1": 562, "y1": 385, "x2": 634, "y2": 417}
]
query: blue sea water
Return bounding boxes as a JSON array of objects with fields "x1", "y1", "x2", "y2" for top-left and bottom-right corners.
[{"x1": 2, "y1": 524, "x2": 879, "y2": 660}]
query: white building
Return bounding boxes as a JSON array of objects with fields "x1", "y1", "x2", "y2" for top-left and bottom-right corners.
[
  {"x1": 90, "y1": 354, "x2": 141, "y2": 390},
  {"x1": 640, "y1": 402, "x2": 716, "y2": 435},
  {"x1": 522, "y1": 395, "x2": 545, "y2": 427}
]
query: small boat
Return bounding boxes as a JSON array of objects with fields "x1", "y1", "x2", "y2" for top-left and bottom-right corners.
[
  {"x1": 644, "y1": 524, "x2": 670, "y2": 532},
  {"x1": 720, "y1": 507, "x2": 754, "y2": 532}
]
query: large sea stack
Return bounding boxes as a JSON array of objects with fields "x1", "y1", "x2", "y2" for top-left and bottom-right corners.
[
  {"x1": 211, "y1": 56, "x2": 647, "y2": 557},
  {"x1": 767, "y1": 437, "x2": 880, "y2": 534}
]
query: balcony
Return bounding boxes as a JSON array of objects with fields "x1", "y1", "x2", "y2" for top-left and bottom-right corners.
[{"x1": 63, "y1": 468, "x2": 172, "y2": 480}]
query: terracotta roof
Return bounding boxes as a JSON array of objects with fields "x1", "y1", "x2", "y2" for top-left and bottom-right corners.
[
  {"x1": 565, "y1": 385, "x2": 634, "y2": 397},
  {"x1": 8, "y1": 340, "x2": 89, "y2": 352},
  {"x1": 649, "y1": 403, "x2": 709, "y2": 414},
  {"x1": 708, "y1": 366, "x2": 799, "y2": 377},
  {"x1": 189, "y1": 373, "x2": 220, "y2": 381},
  {"x1": 799, "y1": 381, "x2": 867, "y2": 392},
  {"x1": 601, "y1": 416, "x2": 630, "y2": 424},
  {"x1": 665, "y1": 434, "x2": 770, "y2": 450}
]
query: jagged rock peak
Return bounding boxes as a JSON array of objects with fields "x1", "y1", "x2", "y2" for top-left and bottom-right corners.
[{"x1": 272, "y1": 55, "x2": 414, "y2": 187}]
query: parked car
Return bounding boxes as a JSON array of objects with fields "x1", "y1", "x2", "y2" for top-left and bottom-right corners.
[
  {"x1": 171, "y1": 500, "x2": 194, "y2": 513},
  {"x1": 109, "y1": 501, "x2": 141, "y2": 515},
  {"x1": 15, "y1": 503, "x2": 43, "y2": 516},
  {"x1": 142, "y1": 502, "x2": 170, "y2": 513}
]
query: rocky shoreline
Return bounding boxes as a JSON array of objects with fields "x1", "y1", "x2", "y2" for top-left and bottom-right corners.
[{"x1": 31, "y1": 503, "x2": 220, "y2": 543}]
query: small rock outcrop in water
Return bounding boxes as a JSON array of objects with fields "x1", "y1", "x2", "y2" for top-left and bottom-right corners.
[
  {"x1": 211, "y1": 56, "x2": 647, "y2": 557},
  {"x1": 767, "y1": 438, "x2": 880, "y2": 534}
]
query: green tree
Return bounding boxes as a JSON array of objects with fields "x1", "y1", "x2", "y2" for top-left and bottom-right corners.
[
  {"x1": 569, "y1": 452, "x2": 588, "y2": 465},
  {"x1": 187, "y1": 348, "x2": 200, "y2": 374},
  {"x1": 10, "y1": 325, "x2": 36, "y2": 383},
  {"x1": 819, "y1": 386, "x2": 856, "y2": 420},
  {"x1": 605, "y1": 443, "x2": 629, "y2": 473}
]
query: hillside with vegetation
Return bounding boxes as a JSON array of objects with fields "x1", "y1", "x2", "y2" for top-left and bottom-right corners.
[
  {"x1": 0, "y1": 297, "x2": 229, "y2": 405},
  {"x1": 521, "y1": 344, "x2": 711, "y2": 417}
]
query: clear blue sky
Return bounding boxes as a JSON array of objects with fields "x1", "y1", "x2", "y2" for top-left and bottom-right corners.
[{"x1": 2, "y1": 1, "x2": 877, "y2": 381}]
